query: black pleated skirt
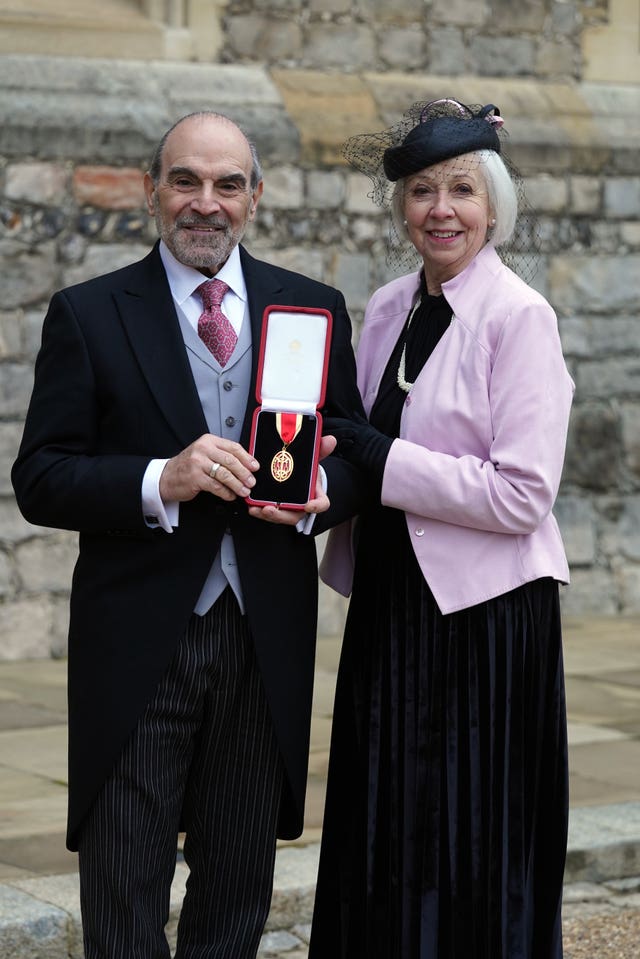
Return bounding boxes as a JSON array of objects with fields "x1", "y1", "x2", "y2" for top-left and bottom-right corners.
[{"x1": 309, "y1": 507, "x2": 568, "y2": 959}]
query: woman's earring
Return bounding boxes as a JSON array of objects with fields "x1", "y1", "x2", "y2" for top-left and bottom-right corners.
[
  {"x1": 490, "y1": 217, "x2": 496, "y2": 226},
  {"x1": 403, "y1": 219, "x2": 408, "y2": 226}
]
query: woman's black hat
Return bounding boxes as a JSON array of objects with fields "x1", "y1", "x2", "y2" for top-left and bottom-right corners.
[{"x1": 382, "y1": 101, "x2": 502, "y2": 181}]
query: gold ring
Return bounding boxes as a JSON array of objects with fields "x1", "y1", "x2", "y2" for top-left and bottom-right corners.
[{"x1": 209, "y1": 462, "x2": 221, "y2": 478}]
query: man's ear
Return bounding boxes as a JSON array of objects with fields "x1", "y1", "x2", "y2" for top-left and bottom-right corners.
[
  {"x1": 249, "y1": 180, "x2": 264, "y2": 221},
  {"x1": 143, "y1": 172, "x2": 156, "y2": 216}
]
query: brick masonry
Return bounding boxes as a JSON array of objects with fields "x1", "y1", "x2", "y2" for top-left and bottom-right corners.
[{"x1": 0, "y1": 36, "x2": 639, "y2": 656}]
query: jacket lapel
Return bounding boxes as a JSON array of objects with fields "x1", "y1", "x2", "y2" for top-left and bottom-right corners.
[{"x1": 113, "y1": 245, "x2": 208, "y2": 448}]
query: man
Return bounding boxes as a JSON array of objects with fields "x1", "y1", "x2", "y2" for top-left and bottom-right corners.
[{"x1": 12, "y1": 112, "x2": 362, "y2": 958}]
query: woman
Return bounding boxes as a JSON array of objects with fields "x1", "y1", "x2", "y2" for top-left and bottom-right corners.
[{"x1": 310, "y1": 98, "x2": 574, "y2": 959}]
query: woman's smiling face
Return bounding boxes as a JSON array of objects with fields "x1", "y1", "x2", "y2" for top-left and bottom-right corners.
[{"x1": 402, "y1": 153, "x2": 492, "y2": 293}]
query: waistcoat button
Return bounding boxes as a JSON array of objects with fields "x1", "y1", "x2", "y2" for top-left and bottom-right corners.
[
  {"x1": 415, "y1": 527, "x2": 425, "y2": 537},
  {"x1": 225, "y1": 416, "x2": 236, "y2": 427},
  {"x1": 223, "y1": 380, "x2": 233, "y2": 391}
]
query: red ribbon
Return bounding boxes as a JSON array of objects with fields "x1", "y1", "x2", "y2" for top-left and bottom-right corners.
[{"x1": 276, "y1": 412, "x2": 302, "y2": 446}]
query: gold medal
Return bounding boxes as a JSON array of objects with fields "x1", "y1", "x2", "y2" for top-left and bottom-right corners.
[{"x1": 271, "y1": 412, "x2": 302, "y2": 482}]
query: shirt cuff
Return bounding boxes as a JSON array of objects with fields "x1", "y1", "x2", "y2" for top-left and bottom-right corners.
[{"x1": 142, "y1": 459, "x2": 179, "y2": 533}]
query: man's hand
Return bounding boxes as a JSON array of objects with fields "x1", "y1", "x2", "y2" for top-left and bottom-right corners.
[
  {"x1": 247, "y1": 435, "x2": 336, "y2": 526},
  {"x1": 159, "y1": 434, "x2": 259, "y2": 503}
]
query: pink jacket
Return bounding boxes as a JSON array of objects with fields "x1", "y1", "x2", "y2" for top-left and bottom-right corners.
[{"x1": 321, "y1": 244, "x2": 574, "y2": 614}]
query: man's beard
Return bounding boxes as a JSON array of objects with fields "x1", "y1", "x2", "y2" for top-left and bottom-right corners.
[{"x1": 157, "y1": 213, "x2": 246, "y2": 272}]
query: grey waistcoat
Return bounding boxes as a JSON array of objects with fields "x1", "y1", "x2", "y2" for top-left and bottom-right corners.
[{"x1": 175, "y1": 302, "x2": 253, "y2": 614}]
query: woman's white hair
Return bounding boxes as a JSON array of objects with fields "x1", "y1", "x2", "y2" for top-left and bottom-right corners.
[{"x1": 391, "y1": 149, "x2": 518, "y2": 250}]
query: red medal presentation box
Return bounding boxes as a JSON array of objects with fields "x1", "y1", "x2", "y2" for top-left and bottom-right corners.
[{"x1": 245, "y1": 305, "x2": 333, "y2": 509}]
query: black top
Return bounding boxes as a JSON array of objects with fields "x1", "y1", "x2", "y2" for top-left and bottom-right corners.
[{"x1": 370, "y1": 272, "x2": 453, "y2": 437}]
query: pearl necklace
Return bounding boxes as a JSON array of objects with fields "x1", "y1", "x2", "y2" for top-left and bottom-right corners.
[{"x1": 397, "y1": 299, "x2": 421, "y2": 394}]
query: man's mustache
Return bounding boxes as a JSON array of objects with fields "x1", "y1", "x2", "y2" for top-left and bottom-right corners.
[{"x1": 176, "y1": 217, "x2": 230, "y2": 230}]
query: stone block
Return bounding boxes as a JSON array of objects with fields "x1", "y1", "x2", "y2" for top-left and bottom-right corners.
[
  {"x1": 10, "y1": 874, "x2": 81, "y2": 958},
  {"x1": 471, "y1": 36, "x2": 536, "y2": 76},
  {"x1": 524, "y1": 174, "x2": 569, "y2": 213},
  {"x1": 604, "y1": 178, "x2": 640, "y2": 218},
  {"x1": 50, "y1": 596, "x2": 71, "y2": 659},
  {"x1": 0, "y1": 311, "x2": 22, "y2": 359},
  {"x1": 0, "y1": 549, "x2": 11, "y2": 598},
  {"x1": 332, "y1": 252, "x2": 371, "y2": 310},
  {"x1": 576, "y1": 358, "x2": 640, "y2": 401},
  {"x1": 351, "y1": 216, "x2": 382, "y2": 244},
  {"x1": 535, "y1": 38, "x2": 576, "y2": 78},
  {"x1": 254, "y1": 0, "x2": 300, "y2": 9},
  {"x1": 549, "y1": 254, "x2": 640, "y2": 312},
  {"x1": 253, "y1": 244, "x2": 325, "y2": 283},
  {"x1": 345, "y1": 173, "x2": 382, "y2": 215},
  {"x1": 619, "y1": 497, "x2": 640, "y2": 562},
  {"x1": 291, "y1": 922, "x2": 312, "y2": 944},
  {"x1": 562, "y1": 880, "x2": 614, "y2": 903},
  {"x1": 0, "y1": 362, "x2": 38, "y2": 419},
  {"x1": 305, "y1": 171, "x2": 346, "y2": 209},
  {"x1": 552, "y1": 2, "x2": 580, "y2": 35},
  {"x1": 620, "y1": 220, "x2": 640, "y2": 246},
  {"x1": 23, "y1": 309, "x2": 46, "y2": 360},
  {"x1": 621, "y1": 403, "x2": 640, "y2": 476},
  {"x1": 227, "y1": 15, "x2": 303, "y2": 62},
  {"x1": 618, "y1": 565, "x2": 640, "y2": 613},
  {"x1": 559, "y1": 316, "x2": 640, "y2": 359},
  {"x1": 561, "y1": 569, "x2": 617, "y2": 616},
  {"x1": 5, "y1": 163, "x2": 69, "y2": 206},
  {"x1": 309, "y1": 0, "x2": 350, "y2": 12},
  {"x1": 304, "y1": 24, "x2": 376, "y2": 71},
  {"x1": 72, "y1": 166, "x2": 145, "y2": 211},
  {"x1": 15, "y1": 534, "x2": 77, "y2": 594},
  {"x1": 258, "y1": 929, "x2": 304, "y2": 954},
  {"x1": 261, "y1": 166, "x2": 304, "y2": 210},
  {"x1": 0, "y1": 240, "x2": 58, "y2": 310},
  {"x1": 429, "y1": 0, "x2": 488, "y2": 26},
  {"x1": 554, "y1": 497, "x2": 597, "y2": 566},
  {"x1": 265, "y1": 844, "x2": 319, "y2": 930},
  {"x1": 362, "y1": 0, "x2": 425, "y2": 21},
  {"x1": 491, "y1": 0, "x2": 551, "y2": 31},
  {"x1": 62, "y1": 242, "x2": 150, "y2": 287},
  {"x1": 569, "y1": 175, "x2": 601, "y2": 214},
  {"x1": 0, "y1": 597, "x2": 55, "y2": 660},
  {"x1": 380, "y1": 28, "x2": 426, "y2": 69},
  {"x1": 0, "y1": 884, "x2": 70, "y2": 959},
  {"x1": 427, "y1": 27, "x2": 467, "y2": 75},
  {"x1": 563, "y1": 403, "x2": 622, "y2": 491},
  {"x1": 0, "y1": 498, "x2": 48, "y2": 545}
]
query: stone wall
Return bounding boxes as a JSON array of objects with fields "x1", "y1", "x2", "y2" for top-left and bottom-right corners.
[
  {"x1": 0, "y1": 47, "x2": 639, "y2": 657},
  {"x1": 223, "y1": 0, "x2": 585, "y2": 81}
]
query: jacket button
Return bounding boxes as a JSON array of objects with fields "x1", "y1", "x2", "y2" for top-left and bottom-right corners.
[
  {"x1": 405, "y1": 395, "x2": 412, "y2": 406},
  {"x1": 415, "y1": 527, "x2": 425, "y2": 537},
  {"x1": 225, "y1": 416, "x2": 236, "y2": 427},
  {"x1": 223, "y1": 380, "x2": 233, "y2": 391}
]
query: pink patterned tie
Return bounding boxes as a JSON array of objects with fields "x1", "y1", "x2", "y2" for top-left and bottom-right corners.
[{"x1": 197, "y1": 279, "x2": 236, "y2": 367}]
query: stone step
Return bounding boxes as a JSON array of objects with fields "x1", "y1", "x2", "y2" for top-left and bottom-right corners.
[{"x1": 0, "y1": 0, "x2": 171, "y2": 60}]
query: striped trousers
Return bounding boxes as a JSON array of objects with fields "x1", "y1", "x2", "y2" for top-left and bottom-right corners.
[{"x1": 77, "y1": 589, "x2": 283, "y2": 958}]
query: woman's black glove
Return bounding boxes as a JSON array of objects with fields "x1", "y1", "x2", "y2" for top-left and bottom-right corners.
[{"x1": 323, "y1": 412, "x2": 393, "y2": 484}]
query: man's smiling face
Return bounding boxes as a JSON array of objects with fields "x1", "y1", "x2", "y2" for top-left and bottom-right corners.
[{"x1": 144, "y1": 114, "x2": 263, "y2": 276}]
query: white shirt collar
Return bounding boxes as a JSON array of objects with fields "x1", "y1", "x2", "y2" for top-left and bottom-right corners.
[{"x1": 158, "y1": 240, "x2": 247, "y2": 306}]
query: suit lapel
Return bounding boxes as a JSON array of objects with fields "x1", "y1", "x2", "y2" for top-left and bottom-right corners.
[
  {"x1": 113, "y1": 245, "x2": 299, "y2": 450},
  {"x1": 113, "y1": 245, "x2": 208, "y2": 448}
]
